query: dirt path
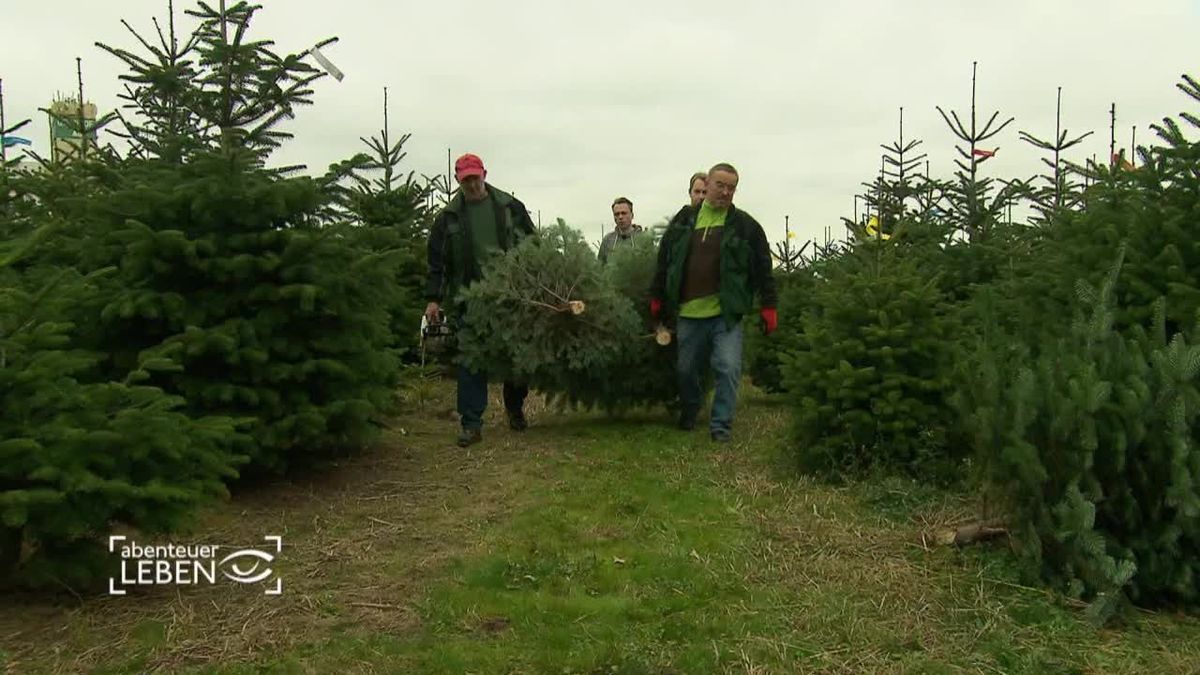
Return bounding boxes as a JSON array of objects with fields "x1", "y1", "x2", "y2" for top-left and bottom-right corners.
[
  {"x1": 3, "y1": 384, "x2": 1199, "y2": 674},
  {"x1": 0, "y1": 385, "x2": 548, "y2": 673}
]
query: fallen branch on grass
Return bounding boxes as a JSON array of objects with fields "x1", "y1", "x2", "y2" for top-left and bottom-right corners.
[{"x1": 927, "y1": 520, "x2": 1008, "y2": 546}]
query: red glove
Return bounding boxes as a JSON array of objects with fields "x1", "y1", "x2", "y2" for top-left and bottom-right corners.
[
  {"x1": 760, "y1": 307, "x2": 777, "y2": 335},
  {"x1": 650, "y1": 298, "x2": 663, "y2": 320}
]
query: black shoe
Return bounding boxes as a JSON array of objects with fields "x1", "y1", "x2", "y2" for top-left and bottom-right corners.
[
  {"x1": 711, "y1": 430, "x2": 732, "y2": 443},
  {"x1": 507, "y1": 411, "x2": 528, "y2": 431},
  {"x1": 457, "y1": 428, "x2": 482, "y2": 447},
  {"x1": 677, "y1": 414, "x2": 696, "y2": 431}
]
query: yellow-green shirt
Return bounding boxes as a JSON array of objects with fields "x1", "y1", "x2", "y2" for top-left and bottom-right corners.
[{"x1": 678, "y1": 202, "x2": 727, "y2": 319}]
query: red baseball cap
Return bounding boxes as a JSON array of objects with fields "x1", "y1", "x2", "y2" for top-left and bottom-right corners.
[{"x1": 454, "y1": 153, "x2": 486, "y2": 181}]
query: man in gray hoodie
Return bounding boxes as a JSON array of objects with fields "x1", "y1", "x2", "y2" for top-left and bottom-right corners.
[{"x1": 598, "y1": 197, "x2": 643, "y2": 264}]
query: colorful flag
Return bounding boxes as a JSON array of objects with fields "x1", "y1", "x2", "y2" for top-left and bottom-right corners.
[
  {"x1": 865, "y1": 215, "x2": 891, "y2": 240},
  {"x1": 1, "y1": 136, "x2": 32, "y2": 148},
  {"x1": 972, "y1": 148, "x2": 996, "y2": 159}
]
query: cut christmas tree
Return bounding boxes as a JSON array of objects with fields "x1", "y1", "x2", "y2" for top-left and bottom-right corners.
[{"x1": 455, "y1": 221, "x2": 677, "y2": 413}]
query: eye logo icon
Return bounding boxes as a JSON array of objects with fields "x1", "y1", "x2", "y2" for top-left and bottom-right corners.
[
  {"x1": 107, "y1": 534, "x2": 283, "y2": 595},
  {"x1": 220, "y1": 549, "x2": 275, "y2": 584},
  {"x1": 220, "y1": 535, "x2": 282, "y2": 594}
]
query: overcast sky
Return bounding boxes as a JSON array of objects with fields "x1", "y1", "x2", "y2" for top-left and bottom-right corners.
[{"x1": 3, "y1": 1, "x2": 1199, "y2": 247}]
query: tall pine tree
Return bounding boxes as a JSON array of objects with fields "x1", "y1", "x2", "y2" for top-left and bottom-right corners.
[
  {"x1": 1018, "y1": 86, "x2": 1094, "y2": 225},
  {"x1": 935, "y1": 61, "x2": 1025, "y2": 242},
  {"x1": 337, "y1": 87, "x2": 445, "y2": 360}
]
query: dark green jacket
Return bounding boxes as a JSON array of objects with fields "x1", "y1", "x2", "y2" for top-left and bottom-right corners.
[
  {"x1": 425, "y1": 184, "x2": 537, "y2": 303},
  {"x1": 650, "y1": 202, "x2": 777, "y2": 327}
]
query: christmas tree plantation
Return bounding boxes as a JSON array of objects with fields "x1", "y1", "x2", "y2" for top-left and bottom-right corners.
[
  {"x1": 946, "y1": 75, "x2": 1200, "y2": 618},
  {"x1": 71, "y1": 1, "x2": 405, "y2": 473},
  {"x1": 60, "y1": 149, "x2": 403, "y2": 473},
  {"x1": 954, "y1": 253, "x2": 1200, "y2": 622},
  {"x1": 0, "y1": 0, "x2": 417, "y2": 588}
]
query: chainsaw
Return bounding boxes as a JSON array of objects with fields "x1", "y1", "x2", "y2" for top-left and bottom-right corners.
[{"x1": 419, "y1": 308, "x2": 456, "y2": 365}]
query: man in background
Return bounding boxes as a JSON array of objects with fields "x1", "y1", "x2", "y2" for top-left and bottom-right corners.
[
  {"x1": 688, "y1": 171, "x2": 707, "y2": 207},
  {"x1": 598, "y1": 197, "x2": 643, "y2": 264}
]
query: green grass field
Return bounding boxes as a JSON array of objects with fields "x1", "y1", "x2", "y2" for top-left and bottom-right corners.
[{"x1": 2, "y1": 382, "x2": 1198, "y2": 674}]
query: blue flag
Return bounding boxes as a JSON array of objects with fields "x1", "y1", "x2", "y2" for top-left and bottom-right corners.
[{"x1": 1, "y1": 136, "x2": 32, "y2": 148}]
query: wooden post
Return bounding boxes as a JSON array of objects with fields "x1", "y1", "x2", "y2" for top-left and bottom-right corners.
[
  {"x1": 1109, "y1": 102, "x2": 1116, "y2": 168},
  {"x1": 1130, "y1": 125, "x2": 1137, "y2": 169},
  {"x1": 76, "y1": 58, "x2": 87, "y2": 161}
]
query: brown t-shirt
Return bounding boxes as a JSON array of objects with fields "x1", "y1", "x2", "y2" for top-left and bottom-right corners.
[{"x1": 680, "y1": 226, "x2": 723, "y2": 304}]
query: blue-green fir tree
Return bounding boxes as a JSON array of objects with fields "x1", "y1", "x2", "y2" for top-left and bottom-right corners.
[{"x1": 954, "y1": 249, "x2": 1200, "y2": 622}]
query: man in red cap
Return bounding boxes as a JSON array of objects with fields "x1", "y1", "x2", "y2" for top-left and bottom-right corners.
[
  {"x1": 649, "y1": 162, "x2": 777, "y2": 443},
  {"x1": 425, "y1": 153, "x2": 537, "y2": 447}
]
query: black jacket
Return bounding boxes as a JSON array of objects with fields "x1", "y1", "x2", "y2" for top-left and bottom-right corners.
[
  {"x1": 425, "y1": 184, "x2": 537, "y2": 303},
  {"x1": 650, "y1": 202, "x2": 777, "y2": 325}
]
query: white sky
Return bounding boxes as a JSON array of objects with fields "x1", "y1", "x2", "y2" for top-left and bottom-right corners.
[{"x1": 3, "y1": 1, "x2": 1199, "y2": 247}]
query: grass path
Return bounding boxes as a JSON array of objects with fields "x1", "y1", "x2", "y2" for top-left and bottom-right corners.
[{"x1": 2, "y1": 383, "x2": 1199, "y2": 673}]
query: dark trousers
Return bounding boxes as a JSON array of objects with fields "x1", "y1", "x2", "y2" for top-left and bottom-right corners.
[
  {"x1": 457, "y1": 367, "x2": 528, "y2": 430},
  {"x1": 452, "y1": 307, "x2": 528, "y2": 430}
]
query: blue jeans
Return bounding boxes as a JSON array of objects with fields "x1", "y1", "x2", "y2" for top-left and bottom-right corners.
[{"x1": 676, "y1": 316, "x2": 743, "y2": 433}]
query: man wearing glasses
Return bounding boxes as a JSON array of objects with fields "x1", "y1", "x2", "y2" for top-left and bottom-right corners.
[{"x1": 649, "y1": 163, "x2": 777, "y2": 443}]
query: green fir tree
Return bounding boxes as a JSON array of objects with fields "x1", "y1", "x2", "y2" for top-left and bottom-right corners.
[
  {"x1": 1018, "y1": 86, "x2": 1094, "y2": 225},
  {"x1": 0, "y1": 168, "x2": 242, "y2": 590},
  {"x1": 52, "y1": 0, "x2": 405, "y2": 472},
  {"x1": 781, "y1": 237, "x2": 959, "y2": 480},
  {"x1": 954, "y1": 249, "x2": 1200, "y2": 621}
]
